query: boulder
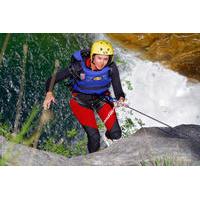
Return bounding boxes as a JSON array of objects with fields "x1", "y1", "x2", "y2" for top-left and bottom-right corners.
[{"x1": 1, "y1": 124, "x2": 200, "y2": 166}]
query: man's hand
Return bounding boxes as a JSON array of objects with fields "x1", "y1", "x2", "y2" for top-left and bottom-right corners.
[
  {"x1": 43, "y1": 91, "x2": 56, "y2": 110},
  {"x1": 116, "y1": 97, "x2": 126, "y2": 107}
]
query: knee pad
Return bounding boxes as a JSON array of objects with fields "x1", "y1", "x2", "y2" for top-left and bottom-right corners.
[
  {"x1": 83, "y1": 126, "x2": 100, "y2": 153},
  {"x1": 106, "y1": 130, "x2": 122, "y2": 140},
  {"x1": 105, "y1": 120, "x2": 122, "y2": 140},
  {"x1": 87, "y1": 134, "x2": 100, "y2": 153}
]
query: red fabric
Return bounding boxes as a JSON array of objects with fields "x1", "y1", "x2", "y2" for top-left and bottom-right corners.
[
  {"x1": 85, "y1": 57, "x2": 99, "y2": 71},
  {"x1": 97, "y1": 103, "x2": 117, "y2": 131},
  {"x1": 72, "y1": 92, "x2": 78, "y2": 97},
  {"x1": 69, "y1": 98, "x2": 117, "y2": 131},
  {"x1": 85, "y1": 58, "x2": 91, "y2": 67},
  {"x1": 69, "y1": 98, "x2": 98, "y2": 129}
]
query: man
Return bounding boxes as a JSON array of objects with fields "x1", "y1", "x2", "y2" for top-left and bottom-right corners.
[{"x1": 43, "y1": 40, "x2": 125, "y2": 153}]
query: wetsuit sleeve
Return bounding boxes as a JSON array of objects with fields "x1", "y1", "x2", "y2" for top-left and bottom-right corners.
[
  {"x1": 45, "y1": 59, "x2": 83, "y2": 93},
  {"x1": 109, "y1": 62, "x2": 126, "y2": 100},
  {"x1": 45, "y1": 67, "x2": 71, "y2": 92}
]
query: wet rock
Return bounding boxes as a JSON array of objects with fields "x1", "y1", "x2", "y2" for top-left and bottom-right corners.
[
  {"x1": 107, "y1": 33, "x2": 200, "y2": 81},
  {"x1": 1, "y1": 124, "x2": 200, "y2": 166}
]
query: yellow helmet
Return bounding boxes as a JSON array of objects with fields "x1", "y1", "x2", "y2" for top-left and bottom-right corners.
[{"x1": 90, "y1": 40, "x2": 114, "y2": 62}]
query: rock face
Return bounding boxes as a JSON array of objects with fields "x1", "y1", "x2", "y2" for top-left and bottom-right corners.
[
  {"x1": 1, "y1": 124, "x2": 200, "y2": 166},
  {"x1": 107, "y1": 33, "x2": 200, "y2": 81}
]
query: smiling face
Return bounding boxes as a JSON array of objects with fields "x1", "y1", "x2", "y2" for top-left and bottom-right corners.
[{"x1": 92, "y1": 54, "x2": 109, "y2": 70}]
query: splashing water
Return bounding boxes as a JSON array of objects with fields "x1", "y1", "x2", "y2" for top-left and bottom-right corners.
[{"x1": 95, "y1": 34, "x2": 200, "y2": 127}]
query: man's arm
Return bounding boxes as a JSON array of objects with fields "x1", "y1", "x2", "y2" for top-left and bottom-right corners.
[
  {"x1": 45, "y1": 68, "x2": 70, "y2": 92},
  {"x1": 109, "y1": 62, "x2": 125, "y2": 100}
]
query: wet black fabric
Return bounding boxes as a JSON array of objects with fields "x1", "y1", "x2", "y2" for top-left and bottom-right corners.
[
  {"x1": 83, "y1": 120, "x2": 122, "y2": 153},
  {"x1": 105, "y1": 120, "x2": 122, "y2": 140},
  {"x1": 83, "y1": 126, "x2": 101, "y2": 153}
]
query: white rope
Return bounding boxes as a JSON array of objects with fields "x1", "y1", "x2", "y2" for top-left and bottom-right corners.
[{"x1": 103, "y1": 106, "x2": 116, "y2": 124}]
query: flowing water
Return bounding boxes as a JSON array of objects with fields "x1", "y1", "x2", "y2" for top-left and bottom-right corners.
[{"x1": 97, "y1": 34, "x2": 200, "y2": 127}]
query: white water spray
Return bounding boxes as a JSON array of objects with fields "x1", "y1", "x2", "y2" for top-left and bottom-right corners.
[{"x1": 95, "y1": 34, "x2": 200, "y2": 127}]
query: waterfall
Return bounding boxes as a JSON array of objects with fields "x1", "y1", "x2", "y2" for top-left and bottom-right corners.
[{"x1": 95, "y1": 34, "x2": 200, "y2": 127}]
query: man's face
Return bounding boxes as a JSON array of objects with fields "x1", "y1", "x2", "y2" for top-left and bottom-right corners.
[{"x1": 93, "y1": 54, "x2": 109, "y2": 70}]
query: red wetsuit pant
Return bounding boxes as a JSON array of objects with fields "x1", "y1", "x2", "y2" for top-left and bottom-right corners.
[{"x1": 69, "y1": 93, "x2": 122, "y2": 153}]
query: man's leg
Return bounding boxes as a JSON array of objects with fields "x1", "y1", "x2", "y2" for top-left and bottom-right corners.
[
  {"x1": 97, "y1": 102, "x2": 122, "y2": 140},
  {"x1": 69, "y1": 98, "x2": 100, "y2": 153}
]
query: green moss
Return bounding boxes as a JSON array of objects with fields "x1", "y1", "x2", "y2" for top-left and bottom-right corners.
[
  {"x1": 65, "y1": 128, "x2": 78, "y2": 139},
  {"x1": 0, "y1": 104, "x2": 40, "y2": 165},
  {"x1": 41, "y1": 135, "x2": 87, "y2": 157},
  {"x1": 140, "y1": 157, "x2": 175, "y2": 166},
  {"x1": 71, "y1": 136, "x2": 87, "y2": 156},
  {"x1": 121, "y1": 117, "x2": 145, "y2": 137},
  {"x1": 115, "y1": 56, "x2": 126, "y2": 65},
  {"x1": 0, "y1": 155, "x2": 7, "y2": 166},
  {"x1": 13, "y1": 104, "x2": 40, "y2": 144},
  {"x1": 41, "y1": 138, "x2": 71, "y2": 157},
  {"x1": 125, "y1": 80, "x2": 133, "y2": 90},
  {"x1": 97, "y1": 118, "x2": 105, "y2": 131},
  {"x1": 121, "y1": 117, "x2": 136, "y2": 137},
  {"x1": 0, "y1": 124, "x2": 12, "y2": 140},
  {"x1": 135, "y1": 118, "x2": 145, "y2": 127},
  {"x1": 124, "y1": 117, "x2": 135, "y2": 128}
]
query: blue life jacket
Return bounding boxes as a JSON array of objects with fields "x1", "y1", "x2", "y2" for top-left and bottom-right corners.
[{"x1": 72, "y1": 50, "x2": 112, "y2": 95}]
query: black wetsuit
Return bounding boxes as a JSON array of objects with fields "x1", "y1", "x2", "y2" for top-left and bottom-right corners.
[{"x1": 45, "y1": 50, "x2": 125, "y2": 153}]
